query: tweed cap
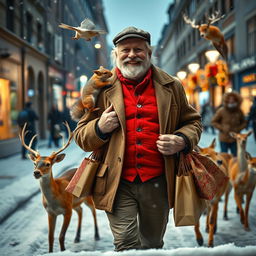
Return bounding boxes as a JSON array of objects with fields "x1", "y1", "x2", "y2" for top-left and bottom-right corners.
[{"x1": 113, "y1": 26, "x2": 151, "y2": 45}]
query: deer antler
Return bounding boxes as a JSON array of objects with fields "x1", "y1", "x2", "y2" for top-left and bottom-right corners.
[
  {"x1": 206, "y1": 11, "x2": 225, "y2": 27},
  {"x1": 183, "y1": 13, "x2": 200, "y2": 28},
  {"x1": 50, "y1": 122, "x2": 73, "y2": 158},
  {"x1": 19, "y1": 123, "x2": 40, "y2": 157}
]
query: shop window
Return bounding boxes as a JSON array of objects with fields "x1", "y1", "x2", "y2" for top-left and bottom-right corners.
[
  {"x1": 37, "y1": 22, "x2": 43, "y2": 51},
  {"x1": 247, "y1": 16, "x2": 256, "y2": 56},
  {"x1": 0, "y1": 79, "x2": 18, "y2": 140},
  {"x1": 226, "y1": 35, "x2": 235, "y2": 60},
  {"x1": 6, "y1": 0, "x2": 15, "y2": 32},
  {"x1": 26, "y1": 12, "x2": 33, "y2": 43}
]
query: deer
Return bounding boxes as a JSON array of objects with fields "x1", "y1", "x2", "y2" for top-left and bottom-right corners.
[
  {"x1": 19, "y1": 122, "x2": 100, "y2": 253},
  {"x1": 229, "y1": 131, "x2": 254, "y2": 231},
  {"x1": 183, "y1": 11, "x2": 228, "y2": 60},
  {"x1": 194, "y1": 138, "x2": 230, "y2": 247}
]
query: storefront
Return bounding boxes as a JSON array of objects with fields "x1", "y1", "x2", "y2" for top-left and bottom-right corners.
[
  {"x1": 49, "y1": 67, "x2": 64, "y2": 112},
  {"x1": 231, "y1": 56, "x2": 256, "y2": 115},
  {"x1": 239, "y1": 67, "x2": 256, "y2": 115},
  {"x1": 0, "y1": 39, "x2": 22, "y2": 157}
]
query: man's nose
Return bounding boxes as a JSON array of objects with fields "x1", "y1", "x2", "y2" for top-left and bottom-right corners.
[{"x1": 128, "y1": 50, "x2": 136, "y2": 58}]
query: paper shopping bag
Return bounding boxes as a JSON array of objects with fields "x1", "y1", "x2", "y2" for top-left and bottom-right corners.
[
  {"x1": 174, "y1": 171, "x2": 207, "y2": 227},
  {"x1": 65, "y1": 157, "x2": 99, "y2": 197}
]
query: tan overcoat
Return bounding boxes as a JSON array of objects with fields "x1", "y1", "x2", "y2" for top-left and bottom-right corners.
[{"x1": 74, "y1": 65, "x2": 202, "y2": 212}]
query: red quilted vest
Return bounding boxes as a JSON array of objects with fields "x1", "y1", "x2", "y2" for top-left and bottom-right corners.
[{"x1": 116, "y1": 67, "x2": 164, "y2": 182}]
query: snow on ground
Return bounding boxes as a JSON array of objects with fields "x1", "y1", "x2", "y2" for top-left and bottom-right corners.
[{"x1": 0, "y1": 131, "x2": 256, "y2": 256}]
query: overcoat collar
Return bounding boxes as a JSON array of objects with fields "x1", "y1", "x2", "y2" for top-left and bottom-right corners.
[{"x1": 105, "y1": 65, "x2": 175, "y2": 134}]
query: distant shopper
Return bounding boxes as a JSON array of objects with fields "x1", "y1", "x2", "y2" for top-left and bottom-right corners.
[
  {"x1": 211, "y1": 91, "x2": 247, "y2": 156},
  {"x1": 247, "y1": 96, "x2": 256, "y2": 142},
  {"x1": 201, "y1": 101, "x2": 215, "y2": 134},
  {"x1": 17, "y1": 101, "x2": 38, "y2": 159},
  {"x1": 47, "y1": 104, "x2": 63, "y2": 148}
]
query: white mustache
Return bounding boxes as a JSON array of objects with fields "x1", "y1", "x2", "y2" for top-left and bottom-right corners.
[{"x1": 123, "y1": 57, "x2": 143, "y2": 64}]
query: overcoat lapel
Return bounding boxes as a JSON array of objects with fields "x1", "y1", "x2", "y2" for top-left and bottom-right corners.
[
  {"x1": 105, "y1": 72, "x2": 126, "y2": 133},
  {"x1": 153, "y1": 67, "x2": 174, "y2": 134}
]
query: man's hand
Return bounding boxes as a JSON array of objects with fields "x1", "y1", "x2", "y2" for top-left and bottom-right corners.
[
  {"x1": 98, "y1": 104, "x2": 120, "y2": 134},
  {"x1": 156, "y1": 134, "x2": 186, "y2": 155}
]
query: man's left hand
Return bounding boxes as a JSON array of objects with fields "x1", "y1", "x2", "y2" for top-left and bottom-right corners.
[{"x1": 156, "y1": 134, "x2": 185, "y2": 156}]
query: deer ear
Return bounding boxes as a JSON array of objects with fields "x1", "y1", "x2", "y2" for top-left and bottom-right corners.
[
  {"x1": 194, "y1": 145, "x2": 201, "y2": 152},
  {"x1": 247, "y1": 130, "x2": 253, "y2": 137},
  {"x1": 53, "y1": 153, "x2": 66, "y2": 163},
  {"x1": 28, "y1": 153, "x2": 37, "y2": 161},
  {"x1": 229, "y1": 132, "x2": 236, "y2": 138},
  {"x1": 210, "y1": 138, "x2": 216, "y2": 148}
]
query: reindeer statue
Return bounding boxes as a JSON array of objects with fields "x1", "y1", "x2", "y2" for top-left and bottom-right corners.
[
  {"x1": 194, "y1": 139, "x2": 230, "y2": 247},
  {"x1": 19, "y1": 122, "x2": 100, "y2": 253},
  {"x1": 229, "y1": 131, "x2": 255, "y2": 231},
  {"x1": 183, "y1": 11, "x2": 228, "y2": 60}
]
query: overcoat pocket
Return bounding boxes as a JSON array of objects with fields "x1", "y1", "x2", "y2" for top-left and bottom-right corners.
[{"x1": 93, "y1": 163, "x2": 108, "y2": 195}]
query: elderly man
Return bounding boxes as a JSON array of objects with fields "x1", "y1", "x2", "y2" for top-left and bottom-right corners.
[{"x1": 74, "y1": 27, "x2": 202, "y2": 251}]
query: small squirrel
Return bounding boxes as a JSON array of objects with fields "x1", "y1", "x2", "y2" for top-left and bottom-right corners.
[{"x1": 70, "y1": 66, "x2": 112, "y2": 121}]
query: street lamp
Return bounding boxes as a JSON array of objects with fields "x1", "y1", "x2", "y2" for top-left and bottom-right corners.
[
  {"x1": 205, "y1": 50, "x2": 220, "y2": 63},
  {"x1": 94, "y1": 42, "x2": 102, "y2": 49},
  {"x1": 79, "y1": 75, "x2": 88, "y2": 87},
  {"x1": 188, "y1": 63, "x2": 200, "y2": 74},
  {"x1": 177, "y1": 71, "x2": 187, "y2": 80}
]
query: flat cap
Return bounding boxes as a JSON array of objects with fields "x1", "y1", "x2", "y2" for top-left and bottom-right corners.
[{"x1": 113, "y1": 26, "x2": 151, "y2": 45}]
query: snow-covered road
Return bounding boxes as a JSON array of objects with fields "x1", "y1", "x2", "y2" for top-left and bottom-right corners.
[{"x1": 0, "y1": 131, "x2": 255, "y2": 256}]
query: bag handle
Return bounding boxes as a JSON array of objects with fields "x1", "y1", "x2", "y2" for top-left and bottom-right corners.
[{"x1": 178, "y1": 152, "x2": 192, "y2": 176}]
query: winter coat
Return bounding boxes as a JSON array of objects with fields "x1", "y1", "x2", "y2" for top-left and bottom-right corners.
[
  {"x1": 74, "y1": 65, "x2": 202, "y2": 212},
  {"x1": 211, "y1": 91, "x2": 247, "y2": 143}
]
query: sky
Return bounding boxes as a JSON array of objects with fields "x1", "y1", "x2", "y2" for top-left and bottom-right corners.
[{"x1": 102, "y1": 0, "x2": 173, "y2": 47}]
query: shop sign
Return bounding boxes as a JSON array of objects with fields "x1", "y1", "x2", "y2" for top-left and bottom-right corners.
[
  {"x1": 242, "y1": 73, "x2": 256, "y2": 84},
  {"x1": 230, "y1": 56, "x2": 256, "y2": 73}
]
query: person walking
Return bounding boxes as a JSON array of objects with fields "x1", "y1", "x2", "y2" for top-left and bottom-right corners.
[
  {"x1": 247, "y1": 96, "x2": 256, "y2": 142},
  {"x1": 47, "y1": 104, "x2": 63, "y2": 148},
  {"x1": 211, "y1": 91, "x2": 247, "y2": 156},
  {"x1": 201, "y1": 101, "x2": 215, "y2": 134},
  {"x1": 73, "y1": 27, "x2": 202, "y2": 251},
  {"x1": 17, "y1": 101, "x2": 38, "y2": 159}
]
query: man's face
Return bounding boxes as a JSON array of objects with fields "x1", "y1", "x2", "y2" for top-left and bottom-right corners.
[{"x1": 115, "y1": 38, "x2": 151, "y2": 80}]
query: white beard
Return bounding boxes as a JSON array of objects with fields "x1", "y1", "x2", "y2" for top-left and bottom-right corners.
[{"x1": 116, "y1": 55, "x2": 151, "y2": 80}]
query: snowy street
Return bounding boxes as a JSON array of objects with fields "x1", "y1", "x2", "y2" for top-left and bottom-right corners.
[{"x1": 0, "y1": 130, "x2": 256, "y2": 256}]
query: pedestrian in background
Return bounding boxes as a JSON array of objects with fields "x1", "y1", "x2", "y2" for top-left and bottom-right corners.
[
  {"x1": 17, "y1": 101, "x2": 38, "y2": 159},
  {"x1": 211, "y1": 91, "x2": 247, "y2": 156},
  {"x1": 73, "y1": 27, "x2": 202, "y2": 251},
  {"x1": 201, "y1": 101, "x2": 215, "y2": 134},
  {"x1": 47, "y1": 104, "x2": 63, "y2": 148},
  {"x1": 247, "y1": 96, "x2": 256, "y2": 142}
]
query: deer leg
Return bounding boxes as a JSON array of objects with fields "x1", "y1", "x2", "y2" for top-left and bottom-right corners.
[
  {"x1": 223, "y1": 184, "x2": 231, "y2": 220},
  {"x1": 234, "y1": 191, "x2": 244, "y2": 225},
  {"x1": 208, "y1": 203, "x2": 218, "y2": 247},
  {"x1": 205, "y1": 210, "x2": 210, "y2": 233},
  {"x1": 48, "y1": 214, "x2": 57, "y2": 253},
  {"x1": 74, "y1": 206, "x2": 83, "y2": 243},
  {"x1": 59, "y1": 211, "x2": 72, "y2": 251},
  {"x1": 86, "y1": 202, "x2": 100, "y2": 240},
  {"x1": 244, "y1": 191, "x2": 253, "y2": 231},
  {"x1": 194, "y1": 221, "x2": 204, "y2": 246}
]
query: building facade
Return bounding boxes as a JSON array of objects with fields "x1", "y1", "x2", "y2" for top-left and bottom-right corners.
[
  {"x1": 156, "y1": 0, "x2": 256, "y2": 113},
  {"x1": 0, "y1": 0, "x2": 109, "y2": 157}
]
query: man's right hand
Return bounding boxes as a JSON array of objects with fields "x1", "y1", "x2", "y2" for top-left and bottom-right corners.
[{"x1": 97, "y1": 104, "x2": 120, "y2": 134}]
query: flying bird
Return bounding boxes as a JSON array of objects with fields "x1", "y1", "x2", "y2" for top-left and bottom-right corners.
[{"x1": 59, "y1": 18, "x2": 106, "y2": 41}]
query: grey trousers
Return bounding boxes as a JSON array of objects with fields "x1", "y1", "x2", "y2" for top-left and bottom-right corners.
[{"x1": 106, "y1": 175, "x2": 170, "y2": 251}]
